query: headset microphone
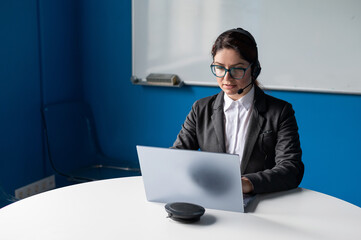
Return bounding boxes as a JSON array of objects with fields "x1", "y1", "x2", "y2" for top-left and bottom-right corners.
[{"x1": 237, "y1": 81, "x2": 253, "y2": 94}]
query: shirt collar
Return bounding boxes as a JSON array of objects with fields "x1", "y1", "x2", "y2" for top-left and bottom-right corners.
[{"x1": 223, "y1": 86, "x2": 255, "y2": 112}]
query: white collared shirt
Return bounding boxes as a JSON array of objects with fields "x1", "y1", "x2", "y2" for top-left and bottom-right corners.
[{"x1": 223, "y1": 87, "x2": 255, "y2": 164}]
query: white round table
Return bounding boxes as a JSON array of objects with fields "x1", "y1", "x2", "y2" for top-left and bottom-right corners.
[{"x1": 0, "y1": 176, "x2": 360, "y2": 240}]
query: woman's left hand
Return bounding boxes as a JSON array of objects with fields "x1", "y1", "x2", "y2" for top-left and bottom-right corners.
[{"x1": 241, "y1": 177, "x2": 254, "y2": 193}]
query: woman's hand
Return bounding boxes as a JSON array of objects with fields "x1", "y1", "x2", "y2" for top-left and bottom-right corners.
[{"x1": 241, "y1": 177, "x2": 254, "y2": 193}]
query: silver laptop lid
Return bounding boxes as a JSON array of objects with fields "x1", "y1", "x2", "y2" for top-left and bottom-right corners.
[{"x1": 136, "y1": 146, "x2": 244, "y2": 212}]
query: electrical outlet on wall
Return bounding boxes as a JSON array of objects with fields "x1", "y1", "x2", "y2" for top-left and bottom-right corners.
[{"x1": 15, "y1": 175, "x2": 56, "y2": 200}]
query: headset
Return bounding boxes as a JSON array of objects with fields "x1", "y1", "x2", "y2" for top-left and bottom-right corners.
[{"x1": 231, "y1": 28, "x2": 262, "y2": 81}]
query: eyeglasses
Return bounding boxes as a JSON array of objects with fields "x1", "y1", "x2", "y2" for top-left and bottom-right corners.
[{"x1": 210, "y1": 63, "x2": 252, "y2": 79}]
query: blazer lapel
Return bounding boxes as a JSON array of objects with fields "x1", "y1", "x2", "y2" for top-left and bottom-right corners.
[
  {"x1": 211, "y1": 92, "x2": 226, "y2": 153},
  {"x1": 241, "y1": 86, "x2": 266, "y2": 174}
]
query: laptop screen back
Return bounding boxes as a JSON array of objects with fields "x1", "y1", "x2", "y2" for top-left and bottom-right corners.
[{"x1": 136, "y1": 146, "x2": 244, "y2": 212}]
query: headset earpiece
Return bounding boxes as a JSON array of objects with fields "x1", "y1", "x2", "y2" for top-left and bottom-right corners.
[{"x1": 252, "y1": 60, "x2": 261, "y2": 80}]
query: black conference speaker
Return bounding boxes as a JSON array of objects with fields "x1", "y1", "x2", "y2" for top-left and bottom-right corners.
[{"x1": 165, "y1": 202, "x2": 205, "y2": 223}]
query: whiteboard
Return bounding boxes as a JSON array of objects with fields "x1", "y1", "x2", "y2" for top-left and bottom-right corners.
[{"x1": 132, "y1": 0, "x2": 361, "y2": 94}]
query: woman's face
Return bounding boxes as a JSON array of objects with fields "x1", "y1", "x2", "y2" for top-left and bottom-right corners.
[{"x1": 213, "y1": 48, "x2": 252, "y2": 100}]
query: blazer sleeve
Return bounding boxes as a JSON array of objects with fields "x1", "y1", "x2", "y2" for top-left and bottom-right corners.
[
  {"x1": 172, "y1": 102, "x2": 199, "y2": 150},
  {"x1": 244, "y1": 103, "x2": 304, "y2": 194}
]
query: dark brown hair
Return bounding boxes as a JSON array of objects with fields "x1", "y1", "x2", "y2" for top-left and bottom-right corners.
[{"x1": 211, "y1": 29, "x2": 261, "y2": 83}]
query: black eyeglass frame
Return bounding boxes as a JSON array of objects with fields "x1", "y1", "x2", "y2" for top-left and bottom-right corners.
[{"x1": 210, "y1": 63, "x2": 253, "y2": 80}]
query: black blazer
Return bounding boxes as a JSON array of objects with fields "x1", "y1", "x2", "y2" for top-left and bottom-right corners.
[{"x1": 172, "y1": 86, "x2": 304, "y2": 194}]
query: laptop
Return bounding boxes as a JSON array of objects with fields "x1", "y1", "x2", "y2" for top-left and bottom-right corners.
[{"x1": 136, "y1": 145, "x2": 255, "y2": 212}]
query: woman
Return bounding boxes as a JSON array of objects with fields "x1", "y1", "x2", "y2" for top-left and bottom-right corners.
[{"x1": 172, "y1": 28, "x2": 304, "y2": 194}]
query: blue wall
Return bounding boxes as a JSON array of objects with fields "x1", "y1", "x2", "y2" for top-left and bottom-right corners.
[
  {"x1": 39, "y1": 0, "x2": 83, "y2": 105},
  {"x1": 1, "y1": 0, "x2": 360, "y2": 207},
  {"x1": 0, "y1": 0, "x2": 43, "y2": 195},
  {"x1": 0, "y1": 0, "x2": 82, "y2": 198}
]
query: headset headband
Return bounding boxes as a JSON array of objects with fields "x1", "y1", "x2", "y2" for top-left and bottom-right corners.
[{"x1": 229, "y1": 28, "x2": 261, "y2": 80}]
